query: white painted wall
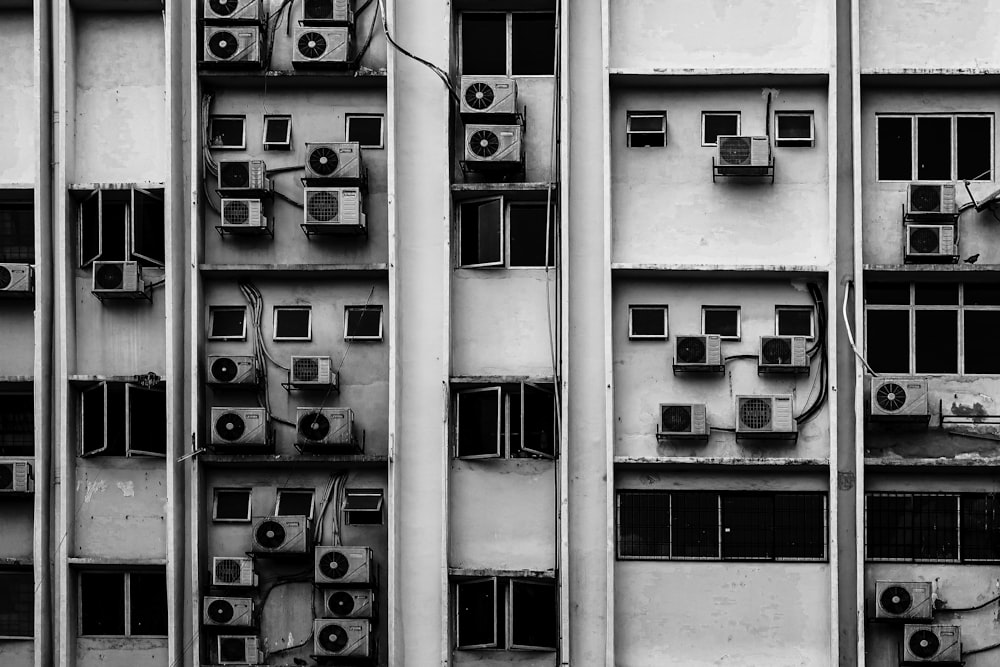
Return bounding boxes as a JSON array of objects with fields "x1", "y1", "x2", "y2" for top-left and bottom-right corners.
[{"x1": 0, "y1": 11, "x2": 34, "y2": 184}]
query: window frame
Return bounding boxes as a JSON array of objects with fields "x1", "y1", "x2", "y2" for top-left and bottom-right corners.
[
  {"x1": 628, "y1": 304, "x2": 669, "y2": 340},
  {"x1": 345, "y1": 113, "x2": 385, "y2": 149},
  {"x1": 454, "y1": 575, "x2": 558, "y2": 652},
  {"x1": 343, "y1": 488, "x2": 385, "y2": 525},
  {"x1": 0, "y1": 199, "x2": 35, "y2": 263},
  {"x1": 459, "y1": 196, "x2": 505, "y2": 269},
  {"x1": 124, "y1": 383, "x2": 167, "y2": 458},
  {"x1": 0, "y1": 391, "x2": 34, "y2": 454},
  {"x1": 458, "y1": 197, "x2": 557, "y2": 269},
  {"x1": 208, "y1": 305, "x2": 248, "y2": 342},
  {"x1": 458, "y1": 10, "x2": 557, "y2": 77},
  {"x1": 274, "y1": 488, "x2": 315, "y2": 520},
  {"x1": 262, "y1": 115, "x2": 293, "y2": 151},
  {"x1": 212, "y1": 488, "x2": 253, "y2": 523},
  {"x1": 774, "y1": 110, "x2": 815, "y2": 148},
  {"x1": 208, "y1": 115, "x2": 247, "y2": 150},
  {"x1": 455, "y1": 382, "x2": 557, "y2": 460},
  {"x1": 272, "y1": 305, "x2": 313, "y2": 342},
  {"x1": 344, "y1": 305, "x2": 384, "y2": 341},
  {"x1": 775, "y1": 305, "x2": 815, "y2": 339},
  {"x1": 507, "y1": 578, "x2": 558, "y2": 651},
  {"x1": 0, "y1": 570, "x2": 33, "y2": 638},
  {"x1": 78, "y1": 569, "x2": 168, "y2": 638},
  {"x1": 455, "y1": 577, "x2": 499, "y2": 650},
  {"x1": 506, "y1": 201, "x2": 556, "y2": 269},
  {"x1": 701, "y1": 111, "x2": 741, "y2": 147},
  {"x1": 701, "y1": 305, "x2": 741, "y2": 341},
  {"x1": 875, "y1": 113, "x2": 995, "y2": 182},
  {"x1": 626, "y1": 110, "x2": 667, "y2": 148}
]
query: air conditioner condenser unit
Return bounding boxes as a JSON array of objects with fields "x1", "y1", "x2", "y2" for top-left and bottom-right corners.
[
  {"x1": 314, "y1": 618, "x2": 372, "y2": 657},
  {"x1": 302, "y1": 187, "x2": 365, "y2": 235},
  {"x1": 251, "y1": 515, "x2": 311, "y2": 555},
  {"x1": 905, "y1": 224, "x2": 957, "y2": 263},
  {"x1": 656, "y1": 403, "x2": 709, "y2": 441},
  {"x1": 304, "y1": 142, "x2": 362, "y2": 181},
  {"x1": 735, "y1": 395, "x2": 797, "y2": 442},
  {"x1": 874, "y1": 581, "x2": 934, "y2": 621},
  {"x1": 906, "y1": 183, "x2": 957, "y2": 219},
  {"x1": 210, "y1": 407, "x2": 269, "y2": 448},
  {"x1": 672, "y1": 335, "x2": 724, "y2": 373},
  {"x1": 463, "y1": 124, "x2": 524, "y2": 169},
  {"x1": 296, "y1": 407, "x2": 356, "y2": 452},
  {"x1": 460, "y1": 75, "x2": 518, "y2": 117},
  {"x1": 292, "y1": 26, "x2": 351, "y2": 66},
  {"x1": 901, "y1": 624, "x2": 961, "y2": 664},
  {"x1": 207, "y1": 355, "x2": 258, "y2": 386},
  {"x1": 204, "y1": 0, "x2": 263, "y2": 22},
  {"x1": 0, "y1": 263, "x2": 33, "y2": 295},
  {"x1": 203, "y1": 26, "x2": 262, "y2": 66},
  {"x1": 0, "y1": 460, "x2": 33, "y2": 493},
  {"x1": 91, "y1": 261, "x2": 145, "y2": 300},
  {"x1": 315, "y1": 545, "x2": 373, "y2": 585},
  {"x1": 203, "y1": 596, "x2": 255, "y2": 627},
  {"x1": 869, "y1": 377, "x2": 930, "y2": 423},
  {"x1": 758, "y1": 335, "x2": 809, "y2": 374}
]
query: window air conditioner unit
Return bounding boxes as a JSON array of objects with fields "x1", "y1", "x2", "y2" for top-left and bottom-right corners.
[
  {"x1": 870, "y1": 377, "x2": 930, "y2": 422},
  {"x1": 217, "y1": 635, "x2": 260, "y2": 666},
  {"x1": 758, "y1": 335, "x2": 809, "y2": 374},
  {"x1": 292, "y1": 26, "x2": 351, "y2": 66},
  {"x1": 92, "y1": 261, "x2": 144, "y2": 298},
  {"x1": 0, "y1": 263, "x2": 33, "y2": 294},
  {"x1": 314, "y1": 618, "x2": 372, "y2": 658},
  {"x1": 301, "y1": 0, "x2": 353, "y2": 24},
  {"x1": 716, "y1": 135, "x2": 770, "y2": 167},
  {"x1": 302, "y1": 187, "x2": 366, "y2": 234},
  {"x1": 290, "y1": 355, "x2": 338, "y2": 388},
  {"x1": 203, "y1": 26, "x2": 262, "y2": 66},
  {"x1": 203, "y1": 596, "x2": 255, "y2": 627},
  {"x1": 906, "y1": 183, "x2": 957, "y2": 219},
  {"x1": 672, "y1": 334, "x2": 724, "y2": 373},
  {"x1": 323, "y1": 589, "x2": 375, "y2": 619},
  {"x1": 315, "y1": 545, "x2": 373, "y2": 585},
  {"x1": 204, "y1": 0, "x2": 263, "y2": 22},
  {"x1": 735, "y1": 395, "x2": 797, "y2": 441},
  {"x1": 464, "y1": 124, "x2": 524, "y2": 167},
  {"x1": 905, "y1": 224, "x2": 957, "y2": 263},
  {"x1": 211, "y1": 556, "x2": 256, "y2": 588},
  {"x1": 304, "y1": 142, "x2": 362, "y2": 181},
  {"x1": 207, "y1": 355, "x2": 258, "y2": 386},
  {"x1": 251, "y1": 515, "x2": 311, "y2": 555},
  {"x1": 901, "y1": 624, "x2": 961, "y2": 664},
  {"x1": 0, "y1": 460, "x2": 33, "y2": 493},
  {"x1": 210, "y1": 407, "x2": 269, "y2": 447},
  {"x1": 656, "y1": 403, "x2": 708, "y2": 440},
  {"x1": 218, "y1": 159, "x2": 269, "y2": 193},
  {"x1": 220, "y1": 198, "x2": 268, "y2": 230},
  {"x1": 460, "y1": 75, "x2": 518, "y2": 116},
  {"x1": 874, "y1": 581, "x2": 934, "y2": 621},
  {"x1": 296, "y1": 407, "x2": 355, "y2": 451}
]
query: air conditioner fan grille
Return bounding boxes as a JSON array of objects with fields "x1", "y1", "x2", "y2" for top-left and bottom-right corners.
[
  {"x1": 677, "y1": 337, "x2": 707, "y2": 364},
  {"x1": 328, "y1": 591, "x2": 356, "y2": 616},
  {"x1": 464, "y1": 82, "x2": 496, "y2": 110},
  {"x1": 304, "y1": 0, "x2": 334, "y2": 18},
  {"x1": 739, "y1": 398, "x2": 772, "y2": 430},
  {"x1": 214, "y1": 559, "x2": 244, "y2": 584},
  {"x1": 661, "y1": 406, "x2": 692, "y2": 433},
  {"x1": 293, "y1": 357, "x2": 319, "y2": 381},
  {"x1": 220, "y1": 162, "x2": 250, "y2": 188},
  {"x1": 211, "y1": 358, "x2": 239, "y2": 383},
  {"x1": 910, "y1": 228, "x2": 940, "y2": 254},
  {"x1": 299, "y1": 412, "x2": 331, "y2": 441},
  {"x1": 95, "y1": 264, "x2": 124, "y2": 290},
  {"x1": 209, "y1": 0, "x2": 239, "y2": 16},
  {"x1": 298, "y1": 32, "x2": 328, "y2": 59},
  {"x1": 224, "y1": 200, "x2": 250, "y2": 224},
  {"x1": 876, "y1": 382, "x2": 908, "y2": 412},
  {"x1": 307, "y1": 191, "x2": 339, "y2": 221},
  {"x1": 255, "y1": 520, "x2": 287, "y2": 549},
  {"x1": 0, "y1": 266, "x2": 11, "y2": 290},
  {"x1": 319, "y1": 550, "x2": 350, "y2": 579},
  {"x1": 911, "y1": 186, "x2": 942, "y2": 212},
  {"x1": 762, "y1": 337, "x2": 792, "y2": 365},
  {"x1": 208, "y1": 30, "x2": 240, "y2": 60},
  {"x1": 879, "y1": 585, "x2": 913, "y2": 615},
  {"x1": 207, "y1": 599, "x2": 235, "y2": 624},
  {"x1": 469, "y1": 130, "x2": 500, "y2": 157},
  {"x1": 719, "y1": 137, "x2": 751, "y2": 164},
  {"x1": 909, "y1": 629, "x2": 941, "y2": 659},
  {"x1": 215, "y1": 412, "x2": 246, "y2": 441},
  {"x1": 0, "y1": 465, "x2": 12, "y2": 490},
  {"x1": 318, "y1": 623, "x2": 350, "y2": 653},
  {"x1": 309, "y1": 147, "x2": 339, "y2": 176}
]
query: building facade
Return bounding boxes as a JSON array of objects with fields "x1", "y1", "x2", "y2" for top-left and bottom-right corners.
[{"x1": 2, "y1": 0, "x2": 1000, "y2": 666}]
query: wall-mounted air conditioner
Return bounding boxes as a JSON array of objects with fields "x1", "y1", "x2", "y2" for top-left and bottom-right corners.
[
  {"x1": 301, "y1": 0, "x2": 353, "y2": 24},
  {"x1": 314, "y1": 619, "x2": 372, "y2": 658},
  {"x1": 874, "y1": 581, "x2": 934, "y2": 621},
  {"x1": 290, "y1": 355, "x2": 338, "y2": 388},
  {"x1": 656, "y1": 403, "x2": 708, "y2": 440},
  {"x1": 203, "y1": 26, "x2": 262, "y2": 66},
  {"x1": 905, "y1": 224, "x2": 957, "y2": 263},
  {"x1": 251, "y1": 515, "x2": 311, "y2": 555},
  {"x1": 464, "y1": 124, "x2": 524, "y2": 167},
  {"x1": 460, "y1": 75, "x2": 518, "y2": 117},
  {"x1": 302, "y1": 187, "x2": 365, "y2": 235},
  {"x1": 220, "y1": 198, "x2": 267, "y2": 230},
  {"x1": 0, "y1": 263, "x2": 33, "y2": 294},
  {"x1": 211, "y1": 556, "x2": 256, "y2": 588},
  {"x1": 735, "y1": 395, "x2": 797, "y2": 441},
  {"x1": 292, "y1": 26, "x2": 351, "y2": 66},
  {"x1": 716, "y1": 135, "x2": 769, "y2": 167},
  {"x1": 901, "y1": 624, "x2": 961, "y2": 664},
  {"x1": 869, "y1": 377, "x2": 930, "y2": 423},
  {"x1": 315, "y1": 545, "x2": 373, "y2": 585},
  {"x1": 203, "y1": 596, "x2": 255, "y2": 627},
  {"x1": 906, "y1": 183, "x2": 957, "y2": 219},
  {"x1": 204, "y1": 0, "x2": 263, "y2": 22},
  {"x1": 323, "y1": 589, "x2": 375, "y2": 619},
  {"x1": 210, "y1": 407, "x2": 269, "y2": 447},
  {"x1": 217, "y1": 635, "x2": 260, "y2": 666},
  {"x1": 0, "y1": 460, "x2": 33, "y2": 494},
  {"x1": 304, "y1": 142, "x2": 362, "y2": 180},
  {"x1": 217, "y1": 159, "x2": 269, "y2": 193},
  {"x1": 672, "y1": 334, "x2": 723, "y2": 373},
  {"x1": 758, "y1": 335, "x2": 809, "y2": 374},
  {"x1": 207, "y1": 355, "x2": 258, "y2": 386},
  {"x1": 296, "y1": 407, "x2": 355, "y2": 451},
  {"x1": 92, "y1": 261, "x2": 145, "y2": 299}
]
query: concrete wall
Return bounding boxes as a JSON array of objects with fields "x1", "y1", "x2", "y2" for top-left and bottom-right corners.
[
  {"x1": 611, "y1": 87, "x2": 830, "y2": 266},
  {"x1": 0, "y1": 499, "x2": 34, "y2": 560},
  {"x1": 0, "y1": 11, "x2": 34, "y2": 184},
  {"x1": 74, "y1": 639, "x2": 166, "y2": 667},
  {"x1": 613, "y1": 279, "x2": 828, "y2": 459},
  {"x1": 609, "y1": 0, "x2": 830, "y2": 71},
  {"x1": 0, "y1": 642, "x2": 33, "y2": 665},
  {"x1": 861, "y1": 89, "x2": 1000, "y2": 265},
  {"x1": 861, "y1": 0, "x2": 1000, "y2": 71},
  {"x1": 0, "y1": 301, "x2": 35, "y2": 377}
]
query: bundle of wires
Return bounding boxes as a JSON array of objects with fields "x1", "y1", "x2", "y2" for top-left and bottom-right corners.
[{"x1": 795, "y1": 282, "x2": 828, "y2": 424}]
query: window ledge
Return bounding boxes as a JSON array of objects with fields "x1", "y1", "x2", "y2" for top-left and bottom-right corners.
[
  {"x1": 612, "y1": 263, "x2": 828, "y2": 279},
  {"x1": 614, "y1": 456, "x2": 828, "y2": 470},
  {"x1": 865, "y1": 456, "x2": 1000, "y2": 470},
  {"x1": 449, "y1": 567, "x2": 555, "y2": 579},
  {"x1": 198, "y1": 453, "x2": 388, "y2": 469},
  {"x1": 67, "y1": 557, "x2": 167, "y2": 568},
  {"x1": 199, "y1": 263, "x2": 388, "y2": 278}
]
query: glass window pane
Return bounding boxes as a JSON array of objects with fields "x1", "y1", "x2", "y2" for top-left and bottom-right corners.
[
  {"x1": 522, "y1": 385, "x2": 555, "y2": 457},
  {"x1": 106, "y1": 383, "x2": 126, "y2": 457},
  {"x1": 0, "y1": 571, "x2": 33, "y2": 637},
  {"x1": 80, "y1": 572, "x2": 126, "y2": 635},
  {"x1": 961, "y1": 495, "x2": 1000, "y2": 561},
  {"x1": 777, "y1": 308, "x2": 813, "y2": 337},
  {"x1": 127, "y1": 386, "x2": 166, "y2": 455},
  {"x1": 511, "y1": 13, "x2": 556, "y2": 75},
  {"x1": 722, "y1": 494, "x2": 774, "y2": 559},
  {"x1": 0, "y1": 393, "x2": 33, "y2": 454},
  {"x1": 80, "y1": 193, "x2": 101, "y2": 266},
  {"x1": 672, "y1": 492, "x2": 719, "y2": 558},
  {"x1": 461, "y1": 14, "x2": 506, "y2": 75},
  {"x1": 913, "y1": 495, "x2": 958, "y2": 560},
  {"x1": 866, "y1": 494, "x2": 913, "y2": 560},
  {"x1": 457, "y1": 388, "x2": 501, "y2": 457},
  {"x1": 346, "y1": 116, "x2": 383, "y2": 148},
  {"x1": 131, "y1": 189, "x2": 165, "y2": 265},
  {"x1": 629, "y1": 115, "x2": 664, "y2": 133},
  {"x1": 917, "y1": 116, "x2": 952, "y2": 180},
  {"x1": 630, "y1": 307, "x2": 666, "y2": 338},
  {"x1": 274, "y1": 307, "x2": 311, "y2": 340},
  {"x1": 129, "y1": 572, "x2": 167, "y2": 636},
  {"x1": 914, "y1": 310, "x2": 958, "y2": 373},
  {"x1": 0, "y1": 202, "x2": 34, "y2": 263},
  {"x1": 209, "y1": 116, "x2": 245, "y2": 148},
  {"x1": 777, "y1": 114, "x2": 812, "y2": 140},
  {"x1": 345, "y1": 306, "x2": 383, "y2": 339},
  {"x1": 703, "y1": 114, "x2": 739, "y2": 145},
  {"x1": 617, "y1": 492, "x2": 669, "y2": 558},
  {"x1": 508, "y1": 204, "x2": 554, "y2": 267},
  {"x1": 209, "y1": 307, "x2": 246, "y2": 339},
  {"x1": 866, "y1": 282, "x2": 910, "y2": 305},
  {"x1": 703, "y1": 308, "x2": 739, "y2": 338},
  {"x1": 264, "y1": 116, "x2": 291, "y2": 144},
  {"x1": 964, "y1": 311, "x2": 1000, "y2": 374},
  {"x1": 456, "y1": 579, "x2": 497, "y2": 648},
  {"x1": 866, "y1": 310, "x2": 910, "y2": 374},
  {"x1": 101, "y1": 197, "x2": 128, "y2": 262},
  {"x1": 276, "y1": 490, "x2": 314, "y2": 518},
  {"x1": 460, "y1": 199, "x2": 502, "y2": 266},
  {"x1": 878, "y1": 117, "x2": 913, "y2": 180},
  {"x1": 964, "y1": 283, "x2": 1000, "y2": 305},
  {"x1": 510, "y1": 581, "x2": 557, "y2": 649},
  {"x1": 774, "y1": 494, "x2": 826, "y2": 559},
  {"x1": 914, "y1": 283, "x2": 959, "y2": 305},
  {"x1": 214, "y1": 489, "x2": 252, "y2": 521},
  {"x1": 957, "y1": 116, "x2": 992, "y2": 181}
]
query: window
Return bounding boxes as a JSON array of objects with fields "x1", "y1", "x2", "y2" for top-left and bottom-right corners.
[
  {"x1": 775, "y1": 306, "x2": 814, "y2": 338},
  {"x1": 454, "y1": 577, "x2": 557, "y2": 651},
  {"x1": 0, "y1": 571, "x2": 32, "y2": 638},
  {"x1": 459, "y1": 198, "x2": 556, "y2": 268},
  {"x1": 702, "y1": 112, "x2": 740, "y2": 146},
  {"x1": 0, "y1": 199, "x2": 34, "y2": 263},
  {"x1": 774, "y1": 111, "x2": 814, "y2": 148},
  {"x1": 343, "y1": 488, "x2": 384, "y2": 525},
  {"x1": 78, "y1": 188, "x2": 164, "y2": 268},
  {"x1": 272, "y1": 306, "x2": 312, "y2": 341},
  {"x1": 213, "y1": 488, "x2": 252, "y2": 522},
  {"x1": 865, "y1": 493, "x2": 1000, "y2": 562},
  {"x1": 208, "y1": 306, "x2": 247, "y2": 341},
  {"x1": 617, "y1": 491, "x2": 827, "y2": 561},
  {"x1": 460, "y1": 12, "x2": 556, "y2": 76},
  {"x1": 344, "y1": 305, "x2": 383, "y2": 341},
  {"x1": 865, "y1": 282, "x2": 1000, "y2": 374},
  {"x1": 701, "y1": 306, "x2": 741, "y2": 340},
  {"x1": 262, "y1": 115, "x2": 292, "y2": 151},
  {"x1": 0, "y1": 392, "x2": 33, "y2": 455},
  {"x1": 275, "y1": 489, "x2": 314, "y2": 519},
  {"x1": 80, "y1": 382, "x2": 167, "y2": 457},
  {"x1": 628, "y1": 305, "x2": 668, "y2": 340},
  {"x1": 876, "y1": 114, "x2": 993, "y2": 181},
  {"x1": 346, "y1": 114, "x2": 384, "y2": 149},
  {"x1": 455, "y1": 382, "x2": 556, "y2": 459},
  {"x1": 626, "y1": 111, "x2": 666, "y2": 148},
  {"x1": 209, "y1": 115, "x2": 246, "y2": 150},
  {"x1": 79, "y1": 569, "x2": 167, "y2": 636}
]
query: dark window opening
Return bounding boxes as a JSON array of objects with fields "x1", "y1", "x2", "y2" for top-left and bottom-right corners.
[
  {"x1": 511, "y1": 13, "x2": 556, "y2": 75},
  {"x1": 0, "y1": 393, "x2": 33, "y2": 455},
  {"x1": 461, "y1": 13, "x2": 506, "y2": 75},
  {"x1": 276, "y1": 490, "x2": 314, "y2": 519},
  {"x1": 964, "y1": 311, "x2": 1000, "y2": 374},
  {"x1": 775, "y1": 112, "x2": 814, "y2": 147},
  {"x1": 916, "y1": 116, "x2": 952, "y2": 181},
  {"x1": 131, "y1": 189, "x2": 165, "y2": 266},
  {"x1": 508, "y1": 204, "x2": 555, "y2": 267},
  {"x1": 626, "y1": 112, "x2": 667, "y2": 148},
  {"x1": 80, "y1": 572, "x2": 126, "y2": 635},
  {"x1": 127, "y1": 385, "x2": 166, "y2": 457},
  {"x1": 957, "y1": 116, "x2": 992, "y2": 180},
  {"x1": 273, "y1": 307, "x2": 311, "y2": 341},
  {"x1": 914, "y1": 310, "x2": 957, "y2": 373},
  {"x1": 79, "y1": 189, "x2": 163, "y2": 268},
  {"x1": 129, "y1": 572, "x2": 168, "y2": 636},
  {"x1": 703, "y1": 113, "x2": 739, "y2": 146},
  {"x1": 456, "y1": 387, "x2": 502, "y2": 458},
  {"x1": 80, "y1": 382, "x2": 135, "y2": 457},
  {"x1": 0, "y1": 201, "x2": 34, "y2": 263},
  {"x1": 671, "y1": 492, "x2": 719, "y2": 559},
  {"x1": 209, "y1": 307, "x2": 246, "y2": 340},
  {"x1": 100, "y1": 197, "x2": 128, "y2": 263},
  {"x1": 520, "y1": 384, "x2": 555, "y2": 458},
  {"x1": 460, "y1": 198, "x2": 503, "y2": 267},
  {"x1": 214, "y1": 489, "x2": 252, "y2": 522},
  {"x1": 346, "y1": 115, "x2": 384, "y2": 148},
  {"x1": 774, "y1": 494, "x2": 826, "y2": 560},
  {"x1": 703, "y1": 307, "x2": 739, "y2": 339},
  {"x1": 263, "y1": 115, "x2": 292, "y2": 151},
  {"x1": 964, "y1": 283, "x2": 1000, "y2": 305},
  {"x1": 509, "y1": 580, "x2": 557, "y2": 649},
  {"x1": 866, "y1": 494, "x2": 960, "y2": 562},
  {"x1": 866, "y1": 282, "x2": 910, "y2": 305},
  {"x1": 209, "y1": 116, "x2": 246, "y2": 149},
  {"x1": 343, "y1": 488, "x2": 384, "y2": 525},
  {"x1": 865, "y1": 310, "x2": 910, "y2": 374},
  {"x1": 961, "y1": 495, "x2": 1000, "y2": 561},
  {"x1": 455, "y1": 578, "x2": 497, "y2": 649},
  {"x1": 914, "y1": 282, "x2": 959, "y2": 305},
  {"x1": 776, "y1": 307, "x2": 813, "y2": 337},
  {"x1": 722, "y1": 494, "x2": 774, "y2": 559},
  {"x1": 0, "y1": 571, "x2": 33, "y2": 637},
  {"x1": 877, "y1": 116, "x2": 913, "y2": 180},
  {"x1": 345, "y1": 306, "x2": 383, "y2": 340},
  {"x1": 456, "y1": 383, "x2": 556, "y2": 459},
  {"x1": 617, "y1": 492, "x2": 670, "y2": 559},
  {"x1": 629, "y1": 306, "x2": 667, "y2": 339}
]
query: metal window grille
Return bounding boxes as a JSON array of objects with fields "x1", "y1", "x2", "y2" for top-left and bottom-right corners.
[
  {"x1": 616, "y1": 491, "x2": 670, "y2": 559},
  {"x1": 961, "y1": 494, "x2": 1000, "y2": 562},
  {"x1": 0, "y1": 204, "x2": 34, "y2": 263},
  {"x1": 722, "y1": 494, "x2": 774, "y2": 559},
  {"x1": 0, "y1": 394, "x2": 33, "y2": 452},
  {"x1": 0, "y1": 571, "x2": 33, "y2": 637},
  {"x1": 865, "y1": 493, "x2": 960, "y2": 562}
]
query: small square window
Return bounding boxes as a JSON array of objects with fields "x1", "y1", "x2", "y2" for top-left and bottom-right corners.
[
  {"x1": 775, "y1": 306, "x2": 814, "y2": 338},
  {"x1": 775, "y1": 112, "x2": 814, "y2": 148},
  {"x1": 262, "y1": 115, "x2": 292, "y2": 151},
  {"x1": 209, "y1": 306, "x2": 247, "y2": 341},
  {"x1": 628, "y1": 305, "x2": 668, "y2": 340},
  {"x1": 626, "y1": 111, "x2": 666, "y2": 148},
  {"x1": 508, "y1": 203, "x2": 555, "y2": 268},
  {"x1": 346, "y1": 114, "x2": 384, "y2": 149},
  {"x1": 209, "y1": 116, "x2": 246, "y2": 150},
  {"x1": 344, "y1": 305, "x2": 383, "y2": 341},
  {"x1": 702, "y1": 306, "x2": 741, "y2": 340},
  {"x1": 343, "y1": 488, "x2": 384, "y2": 525},
  {"x1": 213, "y1": 488, "x2": 252, "y2": 522},
  {"x1": 276, "y1": 489, "x2": 314, "y2": 519},
  {"x1": 702, "y1": 112, "x2": 741, "y2": 146},
  {"x1": 510, "y1": 13, "x2": 556, "y2": 76},
  {"x1": 273, "y1": 306, "x2": 312, "y2": 341}
]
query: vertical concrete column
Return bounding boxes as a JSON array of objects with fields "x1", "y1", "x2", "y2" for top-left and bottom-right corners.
[
  {"x1": 566, "y1": 0, "x2": 612, "y2": 663},
  {"x1": 388, "y1": 0, "x2": 452, "y2": 662}
]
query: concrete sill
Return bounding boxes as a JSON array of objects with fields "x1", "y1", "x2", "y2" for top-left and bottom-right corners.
[
  {"x1": 198, "y1": 69, "x2": 387, "y2": 89},
  {"x1": 865, "y1": 457, "x2": 1000, "y2": 471},
  {"x1": 449, "y1": 567, "x2": 556, "y2": 580},
  {"x1": 67, "y1": 557, "x2": 168, "y2": 568},
  {"x1": 865, "y1": 264, "x2": 1000, "y2": 278},
  {"x1": 614, "y1": 456, "x2": 828, "y2": 470},
  {"x1": 451, "y1": 182, "x2": 555, "y2": 202},
  {"x1": 861, "y1": 70, "x2": 1000, "y2": 88},
  {"x1": 610, "y1": 68, "x2": 829, "y2": 88},
  {"x1": 199, "y1": 263, "x2": 389, "y2": 278},
  {"x1": 198, "y1": 453, "x2": 388, "y2": 469},
  {"x1": 0, "y1": 376, "x2": 33, "y2": 384},
  {"x1": 612, "y1": 263, "x2": 828, "y2": 279}
]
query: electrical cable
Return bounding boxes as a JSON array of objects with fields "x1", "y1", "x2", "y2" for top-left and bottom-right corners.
[
  {"x1": 940, "y1": 594, "x2": 1000, "y2": 613},
  {"x1": 724, "y1": 354, "x2": 758, "y2": 362},
  {"x1": 352, "y1": 0, "x2": 380, "y2": 68},
  {"x1": 964, "y1": 641, "x2": 1000, "y2": 657},
  {"x1": 265, "y1": 632, "x2": 314, "y2": 659},
  {"x1": 842, "y1": 279, "x2": 877, "y2": 376},
  {"x1": 795, "y1": 283, "x2": 828, "y2": 424},
  {"x1": 376, "y1": 0, "x2": 460, "y2": 105},
  {"x1": 272, "y1": 188, "x2": 304, "y2": 208}
]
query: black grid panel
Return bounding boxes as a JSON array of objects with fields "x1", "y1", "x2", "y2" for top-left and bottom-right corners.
[
  {"x1": 865, "y1": 493, "x2": 959, "y2": 562},
  {"x1": 617, "y1": 491, "x2": 670, "y2": 559},
  {"x1": 0, "y1": 571, "x2": 33, "y2": 637},
  {"x1": 961, "y1": 495, "x2": 1000, "y2": 561},
  {"x1": 0, "y1": 204, "x2": 34, "y2": 263},
  {"x1": 722, "y1": 495, "x2": 773, "y2": 559},
  {"x1": 0, "y1": 394, "x2": 33, "y2": 453}
]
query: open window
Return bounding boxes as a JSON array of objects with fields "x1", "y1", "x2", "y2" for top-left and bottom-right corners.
[
  {"x1": 509, "y1": 579, "x2": 557, "y2": 650},
  {"x1": 343, "y1": 488, "x2": 384, "y2": 525},
  {"x1": 346, "y1": 114, "x2": 384, "y2": 149},
  {"x1": 520, "y1": 383, "x2": 555, "y2": 458},
  {"x1": 877, "y1": 114, "x2": 993, "y2": 181},
  {"x1": 626, "y1": 111, "x2": 667, "y2": 148},
  {"x1": 81, "y1": 382, "x2": 165, "y2": 457},
  {"x1": 460, "y1": 198, "x2": 504, "y2": 268},
  {"x1": 456, "y1": 386, "x2": 502, "y2": 459},
  {"x1": 775, "y1": 306, "x2": 814, "y2": 338},
  {"x1": 125, "y1": 384, "x2": 166, "y2": 457},
  {"x1": 78, "y1": 188, "x2": 164, "y2": 268},
  {"x1": 460, "y1": 12, "x2": 556, "y2": 76},
  {"x1": 130, "y1": 189, "x2": 165, "y2": 266},
  {"x1": 455, "y1": 578, "x2": 499, "y2": 649},
  {"x1": 0, "y1": 391, "x2": 33, "y2": 455},
  {"x1": 455, "y1": 382, "x2": 556, "y2": 459},
  {"x1": 628, "y1": 305, "x2": 668, "y2": 340},
  {"x1": 0, "y1": 199, "x2": 35, "y2": 263},
  {"x1": 275, "y1": 488, "x2": 315, "y2": 519},
  {"x1": 344, "y1": 305, "x2": 383, "y2": 341},
  {"x1": 507, "y1": 203, "x2": 555, "y2": 268},
  {"x1": 79, "y1": 569, "x2": 167, "y2": 637},
  {"x1": 213, "y1": 488, "x2": 252, "y2": 523},
  {"x1": 460, "y1": 198, "x2": 557, "y2": 269},
  {"x1": 209, "y1": 115, "x2": 246, "y2": 150},
  {"x1": 208, "y1": 306, "x2": 247, "y2": 341},
  {"x1": 454, "y1": 576, "x2": 557, "y2": 652},
  {"x1": 262, "y1": 115, "x2": 292, "y2": 151},
  {"x1": 273, "y1": 306, "x2": 312, "y2": 341}
]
